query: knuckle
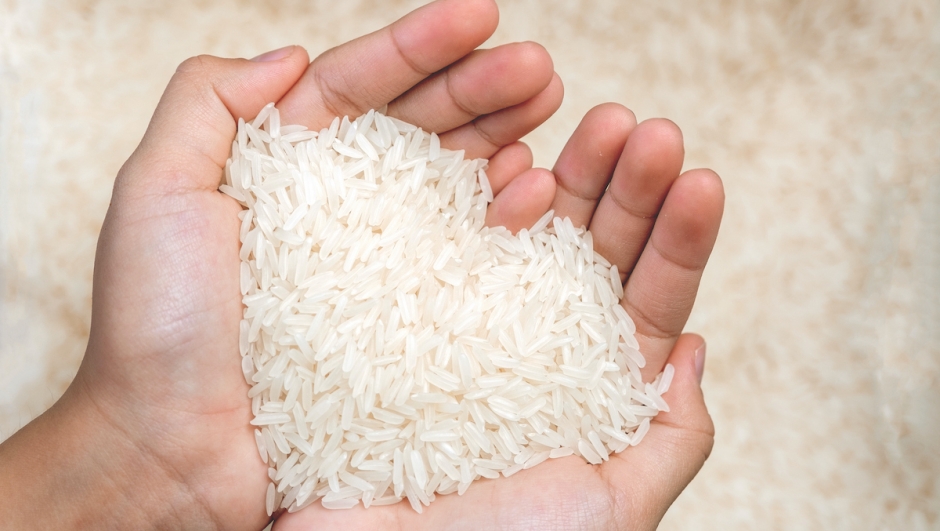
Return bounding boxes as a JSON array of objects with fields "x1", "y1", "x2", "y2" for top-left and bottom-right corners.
[
  {"x1": 172, "y1": 55, "x2": 225, "y2": 92},
  {"x1": 175, "y1": 54, "x2": 211, "y2": 75}
]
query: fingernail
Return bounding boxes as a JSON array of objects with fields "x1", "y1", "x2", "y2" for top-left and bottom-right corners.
[
  {"x1": 251, "y1": 45, "x2": 294, "y2": 62},
  {"x1": 694, "y1": 342, "x2": 706, "y2": 384}
]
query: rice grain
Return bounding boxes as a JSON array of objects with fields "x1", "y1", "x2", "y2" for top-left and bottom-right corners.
[{"x1": 222, "y1": 104, "x2": 673, "y2": 513}]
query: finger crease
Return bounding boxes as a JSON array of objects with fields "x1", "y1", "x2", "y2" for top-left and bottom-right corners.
[
  {"x1": 445, "y1": 69, "x2": 483, "y2": 122},
  {"x1": 470, "y1": 119, "x2": 503, "y2": 151},
  {"x1": 621, "y1": 298, "x2": 676, "y2": 341},
  {"x1": 204, "y1": 84, "x2": 239, "y2": 163},
  {"x1": 650, "y1": 239, "x2": 707, "y2": 273},
  {"x1": 554, "y1": 176, "x2": 604, "y2": 204},
  {"x1": 607, "y1": 188, "x2": 658, "y2": 221},
  {"x1": 312, "y1": 68, "x2": 366, "y2": 120},
  {"x1": 388, "y1": 27, "x2": 435, "y2": 78}
]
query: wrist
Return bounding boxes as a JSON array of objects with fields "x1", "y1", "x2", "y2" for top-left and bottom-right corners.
[{"x1": 0, "y1": 375, "x2": 212, "y2": 530}]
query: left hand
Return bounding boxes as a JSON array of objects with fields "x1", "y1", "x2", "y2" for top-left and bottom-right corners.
[{"x1": 0, "y1": 1, "x2": 563, "y2": 529}]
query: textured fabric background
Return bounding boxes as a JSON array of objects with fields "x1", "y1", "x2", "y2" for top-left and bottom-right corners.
[{"x1": 1, "y1": 1, "x2": 938, "y2": 529}]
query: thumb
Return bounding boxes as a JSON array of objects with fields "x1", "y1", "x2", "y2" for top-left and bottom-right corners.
[
  {"x1": 117, "y1": 46, "x2": 310, "y2": 197},
  {"x1": 605, "y1": 333, "x2": 715, "y2": 530}
]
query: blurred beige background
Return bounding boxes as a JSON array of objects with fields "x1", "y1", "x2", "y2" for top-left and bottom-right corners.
[{"x1": 1, "y1": 0, "x2": 938, "y2": 529}]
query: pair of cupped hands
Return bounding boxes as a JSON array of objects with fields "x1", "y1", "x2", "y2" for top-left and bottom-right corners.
[{"x1": 0, "y1": 0, "x2": 723, "y2": 529}]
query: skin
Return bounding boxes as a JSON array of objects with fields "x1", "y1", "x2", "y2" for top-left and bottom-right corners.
[{"x1": 0, "y1": 0, "x2": 723, "y2": 529}]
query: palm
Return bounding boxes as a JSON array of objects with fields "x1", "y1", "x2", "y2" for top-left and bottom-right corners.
[
  {"x1": 84, "y1": 186, "x2": 268, "y2": 525},
  {"x1": 277, "y1": 455, "x2": 624, "y2": 531}
]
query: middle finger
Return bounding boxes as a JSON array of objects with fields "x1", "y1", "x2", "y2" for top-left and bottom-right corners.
[
  {"x1": 386, "y1": 42, "x2": 555, "y2": 146},
  {"x1": 589, "y1": 118, "x2": 685, "y2": 281}
]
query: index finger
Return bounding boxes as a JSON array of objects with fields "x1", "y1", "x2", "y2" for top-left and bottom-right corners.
[{"x1": 276, "y1": 0, "x2": 499, "y2": 128}]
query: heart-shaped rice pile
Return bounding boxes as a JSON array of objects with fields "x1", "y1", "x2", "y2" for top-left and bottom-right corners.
[{"x1": 220, "y1": 104, "x2": 673, "y2": 515}]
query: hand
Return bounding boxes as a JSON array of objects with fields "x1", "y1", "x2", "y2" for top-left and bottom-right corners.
[
  {"x1": 275, "y1": 104, "x2": 724, "y2": 531},
  {"x1": 0, "y1": 0, "x2": 562, "y2": 529},
  {"x1": 0, "y1": 0, "x2": 724, "y2": 529}
]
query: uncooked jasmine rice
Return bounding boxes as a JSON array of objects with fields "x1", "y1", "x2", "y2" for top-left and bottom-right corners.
[{"x1": 220, "y1": 103, "x2": 673, "y2": 515}]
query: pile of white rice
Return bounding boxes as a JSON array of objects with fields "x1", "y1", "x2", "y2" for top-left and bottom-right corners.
[{"x1": 221, "y1": 104, "x2": 673, "y2": 515}]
